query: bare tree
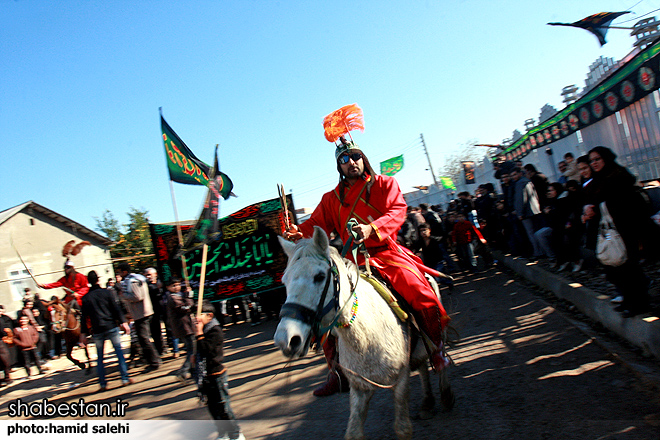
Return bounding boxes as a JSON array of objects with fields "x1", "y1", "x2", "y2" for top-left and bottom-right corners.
[{"x1": 437, "y1": 139, "x2": 489, "y2": 185}]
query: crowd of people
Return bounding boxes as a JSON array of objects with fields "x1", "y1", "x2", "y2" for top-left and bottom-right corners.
[
  {"x1": 398, "y1": 146, "x2": 659, "y2": 319},
  {"x1": 1, "y1": 139, "x2": 657, "y2": 439},
  {"x1": 0, "y1": 262, "x2": 253, "y2": 440}
]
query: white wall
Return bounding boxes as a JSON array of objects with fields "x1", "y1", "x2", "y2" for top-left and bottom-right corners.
[{"x1": 0, "y1": 210, "x2": 113, "y2": 314}]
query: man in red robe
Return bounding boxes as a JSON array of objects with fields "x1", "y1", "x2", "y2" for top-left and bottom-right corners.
[
  {"x1": 286, "y1": 137, "x2": 450, "y2": 396},
  {"x1": 38, "y1": 260, "x2": 89, "y2": 308}
]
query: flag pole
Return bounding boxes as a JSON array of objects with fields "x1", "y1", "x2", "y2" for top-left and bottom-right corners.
[
  {"x1": 161, "y1": 107, "x2": 194, "y2": 292},
  {"x1": 196, "y1": 143, "x2": 221, "y2": 317},
  {"x1": 196, "y1": 243, "x2": 209, "y2": 317},
  {"x1": 169, "y1": 180, "x2": 193, "y2": 293}
]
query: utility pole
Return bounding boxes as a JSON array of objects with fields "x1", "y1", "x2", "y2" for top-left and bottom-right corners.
[{"x1": 420, "y1": 133, "x2": 440, "y2": 189}]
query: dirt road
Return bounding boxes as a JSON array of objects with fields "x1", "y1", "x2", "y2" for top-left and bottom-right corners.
[{"x1": 2, "y1": 264, "x2": 660, "y2": 439}]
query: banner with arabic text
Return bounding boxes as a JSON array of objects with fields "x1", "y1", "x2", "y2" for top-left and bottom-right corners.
[
  {"x1": 495, "y1": 37, "x2": 660, "y2": 162},
  {"x1": 150, "y1": 195, "x2": 295, "y2": 301}
]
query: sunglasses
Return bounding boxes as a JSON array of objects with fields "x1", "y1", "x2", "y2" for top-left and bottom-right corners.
[{"x1": 338, "y1": 152, "x2": 363, "y2": 164}]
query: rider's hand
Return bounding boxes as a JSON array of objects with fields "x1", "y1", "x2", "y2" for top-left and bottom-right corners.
[
  {"x1": 351, "y1": 223, "x2": 373, "y2": 244},
  {"x1": 283, "y1": 223, "x2": 303, "y2": 241}
]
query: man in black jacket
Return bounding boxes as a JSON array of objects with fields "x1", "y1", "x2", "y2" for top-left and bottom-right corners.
[{"x1": 80, "y1": 271, "x2": 134, "y2": 392}]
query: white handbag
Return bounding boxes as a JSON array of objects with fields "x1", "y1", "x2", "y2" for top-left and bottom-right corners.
[{"x1": 596, "y1": 202, "x2": 628, "y2": 267}]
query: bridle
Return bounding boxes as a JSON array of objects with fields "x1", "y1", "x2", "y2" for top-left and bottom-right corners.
[
  {"x1": 279, "y1": 218, "x2": 366, "y2": 352},
  {"x1": 51, "y1": 304, "x2": 80, "y2": 333},
  {"x1": 279, "y1": 256, "x2": 356, "y2": 351}
]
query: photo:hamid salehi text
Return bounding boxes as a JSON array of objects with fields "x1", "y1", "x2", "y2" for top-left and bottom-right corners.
[
  {"x1": 5, "y1": 398, "x2": 130, "y2": 436},
  {"x1": 6, "y1": 422, "x2": 129, "y2": 436}
]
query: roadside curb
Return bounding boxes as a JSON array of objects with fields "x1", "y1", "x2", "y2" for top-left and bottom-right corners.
[{"x1": 492, "y1": 251, "x2": 660, "y2": 360}]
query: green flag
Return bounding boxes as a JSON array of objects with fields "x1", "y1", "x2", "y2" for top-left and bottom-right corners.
[
  {"x1": 439, "y1": 176, "x2": 456, "y2": 190},
  {"x1": 177, "y1": 147, "x2": 235, "y2": 256},
  {"x1": 380, "y1": 155, "x2": 404, "y2": 176},
  {"x1": 161, "y1": 114, "x2": 211, "y2": 186}
]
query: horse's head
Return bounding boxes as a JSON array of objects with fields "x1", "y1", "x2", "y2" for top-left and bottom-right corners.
[
  {"x1": 274, "y1": 226, "x2": 339, "y2": 358},
  {"x1": 50, "y1": 303, "x2": 68, "y2": 333}
]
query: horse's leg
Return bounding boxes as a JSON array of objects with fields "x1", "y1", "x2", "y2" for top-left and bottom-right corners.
[
  {"x1": 82, "y1": 336, "x2": 92, "y2": 375},
  {"x1": 65, "y1": 334, "x2": 86, "y2": 370},
  {"x1": 345, "y1": 387, "x2": 374, "y2": 440},
  {"x1": 65, "y1": 340, "x2": 78, "y2": 368},
  {"x1": 438, "y1": 366, "x2": 455, "y2": 411},
  {"x1": 417, "y1": 361, "x2": 435, "y2": 419},
  {"x1": 392, "y1": 371, "x2": 413, "y2": 440}
]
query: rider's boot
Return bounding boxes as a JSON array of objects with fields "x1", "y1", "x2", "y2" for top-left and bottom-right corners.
[
  {"x1": 312, "y1": 335, "x2": 349, "y2": 397},
  {"x1": 419, "y1": 306, "x2": 451, "y2": 372}
]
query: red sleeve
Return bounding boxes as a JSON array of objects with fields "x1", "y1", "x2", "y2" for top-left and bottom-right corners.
[
  {"x1": 370, "y1": 176, "x2": 407, "y2": 242},
  {"x1": 42, "y1": 276, "x2": 66, "y2": 290},
  {"x1": 298, "y1": 191, "x2": 338, "y2": 238}
]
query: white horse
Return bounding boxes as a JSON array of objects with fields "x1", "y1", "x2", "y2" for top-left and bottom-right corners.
[{"x1": 274, "y1": 226, "x2": 454, "y2": 440}]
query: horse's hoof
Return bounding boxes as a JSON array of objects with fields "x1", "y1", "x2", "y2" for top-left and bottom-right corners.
[{"x1": 440, "y1": 388, "x2": 455, "y2": 411}]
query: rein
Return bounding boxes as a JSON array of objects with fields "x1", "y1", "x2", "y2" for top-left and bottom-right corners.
[
  {"x1": 329, "y1": 319, "x2": 413, "y2": 390},
  {"x1": 331, "y1": 360, "x2": 396, "y2": 390}
]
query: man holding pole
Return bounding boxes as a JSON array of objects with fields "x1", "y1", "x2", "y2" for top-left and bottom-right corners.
[
  {"x1": 37, "y1": 260, "x2": 88, "y2": 309},
  {"x1": 284, "y1": 104, "x2": 451, "y2": 397}
]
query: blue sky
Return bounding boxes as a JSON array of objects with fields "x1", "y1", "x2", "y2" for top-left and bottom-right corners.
[{"x1": 1, "y1": 0, "x2": 654, "y2": 232}]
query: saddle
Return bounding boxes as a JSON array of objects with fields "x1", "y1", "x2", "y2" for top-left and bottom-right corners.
[
  {"x1": 342, "y1": 218, "x2": 447, "y2": 358},
  {"x1": 358, "y1": 266, "x2": 449, "y2": 366},
  {"x1": 359, "y1": 268, "x2": 427, "y2": 332},
  {"x1": 359, "y1": 271, "x2": 408, "y2": 322}
]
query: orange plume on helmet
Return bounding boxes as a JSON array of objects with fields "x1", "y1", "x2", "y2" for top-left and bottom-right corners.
[
  {"x1": 62, "y1": 240, "x2": 75, "y2": 257},
  {"x1": 62, "y1": 240, "x2": 91, "y2": 258},
  {"x1": 71, "y1": 241, "x2": 91, "y2": 256},
  {"x1": 323, "y1": 104, "x2": 364, "y2": 143}
]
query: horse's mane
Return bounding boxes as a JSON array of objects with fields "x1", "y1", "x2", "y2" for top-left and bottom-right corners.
[
  {"x1": 290, "y1": 237, "x2": 357, "y2": 271},
  {"x1": 288, "y1": 237, "x2": 331, "y2": 265},
  {"x1": 50, "y1": 302, "x2": 69, "y2": 318}
]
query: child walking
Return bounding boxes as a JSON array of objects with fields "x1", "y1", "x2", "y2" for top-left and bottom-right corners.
[
  {"x1": 196, "y1": 301, "x2": 244, "y2": 440},
  {"x1": 451, "y1": 212, "x2": 487, "y2": 272}
]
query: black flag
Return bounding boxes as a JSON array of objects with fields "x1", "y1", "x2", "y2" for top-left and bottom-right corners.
[{"x1": 548, "y1": 12, "x2": 630, "y2": 46}]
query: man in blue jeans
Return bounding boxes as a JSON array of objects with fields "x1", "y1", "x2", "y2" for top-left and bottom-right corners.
[{"x1": 80, "y1": 270, "x2": 134, "y2": 392}]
